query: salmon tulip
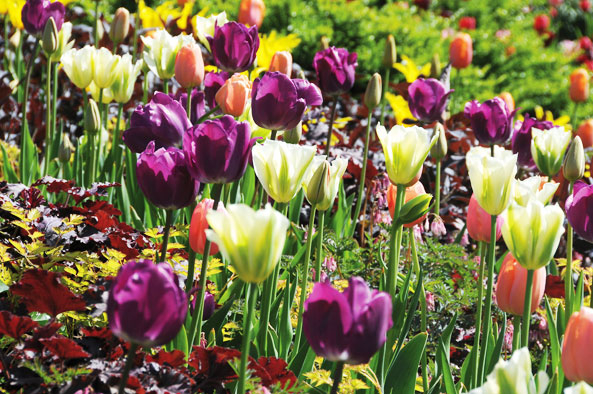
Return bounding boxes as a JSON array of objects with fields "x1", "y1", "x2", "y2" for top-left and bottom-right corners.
[
  {"x1": 495, "y1": 253, "x2": 546, "y2": 316},
  {"x1": 387, "y1": 181, "x2": 428, "y2": 228},
  {"x1": 449, "y1": 32, "x2": 473, "y2": 69},
  {"x1": 562, "y1": 307, "x2": 593, "y2": 384}
]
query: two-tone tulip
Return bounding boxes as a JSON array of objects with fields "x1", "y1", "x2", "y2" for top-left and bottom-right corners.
[
  {"x1": 110, "y1": 54, "x2": 143, "y2": 104},
  {"x1": 92, "y1": 47, "x2": 120, "y2": 89},
  {"x1": 302, "y1": 156, "x2": 348, "y2": 211},
  {"x1": 193, "y1": 11, "x2": 228, "y2": 51},
  {"x1": 531, "y1": 126, "x2": 571, "y2": 177},
  {"x1": 61, "y1": 45, "x2": 95, "y2": 90},
  {"x1": 142, "y1": 30, "x2": 193, "y2": 80},
  {"x1": 511, "y1": 114, "x2": 554, "y2": 168},
  {"x1": 513, "y1": 175, "x2": 558, "y2": 207}
]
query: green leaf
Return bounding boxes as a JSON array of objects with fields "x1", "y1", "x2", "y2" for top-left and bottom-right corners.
[
  {"x1": 278, "y1": 273, "x2": 296, "y2": 360},
  {"x1": 545, "y1": 297, "x2": 560, "y2": 374},
  {"x1": 1, "y1": 143, "x2": 19, "y2": 183},
  {"x1": 437, "y1": 340, "x2": 457, "y2": 394},
  {"x1": 486, "y1": 316, "x2": 506, "y2": 376},
  {"x1": 384, "y1": 332, "x2": 428, "y2": 394}
]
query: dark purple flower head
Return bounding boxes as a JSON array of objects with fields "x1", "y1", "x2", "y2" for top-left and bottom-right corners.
[
  {"x1": 184, "y1": 115, "x2": 257, "y2": 184},
  {"x1": 191, "y1": 291, "x2": 216, "y2": 320},
  {"x1": 169, "y1": 88, "x2": 205, "y2": 125},
  {"x1": 251, "y1": 72, "x2": 322, "y2": 131},
  {"x1": 208, "y1": 22, "x2": 259, "y2": 73},
  {"x1": 313, "y1": 47, "x2": 358, "y2": 96},
  {"x1": 136, "y1": 142, "x2": 199, "y2": 210},
  {"x1": 511, "y1": 114, "x2": 554, "y2": 167},
  {"x1": 408, "y1": 78, "x2": 454, "y2": 123},
  {"x1": 123, "y1": 92, "x2": 192, "y2": 154},
  {"x1": 22, "y1": 0, "x2": 65, "y2": 35},
  {"x1": 464, "y1": 97, "x2": 516, "y2": 145},
  {"x1": 107, "y1": 260, "x2": 188, "y2": 347},
  {"x1": 303, "y1": 276, "x2": 392, "y2": 365},
  {"x1": 204, "y1": 71, "x2": 230, "y2": 109},
  {"x1": 566, "y1": 181, "x2": 593, "y2": 243}
]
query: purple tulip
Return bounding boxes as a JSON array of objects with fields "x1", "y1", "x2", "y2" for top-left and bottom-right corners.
[
  {"x1": 408, "y1": 78, "x2": 454, "y2": 123},
  {"x1": 170, "y1": 88, "x2": 206, "y2": 125},
  {"x1": 303, "y1": 276, "x2": 392, "y2": 365},
  {"x1": 191, "y1": 291, "x2": 216, "y2": 320},
  {"x1": 204, "y1": 71, "x2": 230, "y2": 109},
  {"x1": 251, "y1": 72, "x2": 322, "y2": 131},
  {"x1": 464, "y1": 97, "x2": 516, "y2": 145},
  {"x1": 21, "y1": 0, "x2": 65, "y2": 35},
  {"x1": 208, "y1": 22, "x2": 259, "y2": 73},
  {"x1": 184, "y1": 115, "x2": 257, "y2": 184},
  {"x1": 136, "y1": 141, "x2": 199, "y2": 210},
  {"x1": 107, "y1": 260, "x2": 188, "y2": 347},
  {"x1": 566, "y1": 181, "x2": 593, "y2": 243},
  {"x1": 313, "y1": 47, "x2": 358, "y2": 96},
  {"x1": 123, "y1": 92, "x2": 192, "y2": 154},
  {"x1": 511, "y1": 114, "x2": 554, "y2": 167}
]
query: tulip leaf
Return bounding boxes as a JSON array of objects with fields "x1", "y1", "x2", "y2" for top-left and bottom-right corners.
[
  {"x1": 384, "y1": 332, "x2": 427, "y2": 394},
  {"x1": 545, "y1": 297, "x2": 560, "y2": 374},
  {"x1": 437, "y1": 340, "x2": 457, "y2": 394},
  {"x1": 288, "y1": 342, "x2": 316, "y2": 378},
  {"x1": 240, "y1": 165, "x2": 256, "y2": 206},
  {"x1": 435, "y1": 313, "x2": 457, "y2": 384},
  {"x1": 393, "y1": 267, "x2": 423, "y2": 360},
  {"x1": 278, "y1": 273, "x2": 296, "y2": 360},
  {"x1": 486, "y1": 316, "x2": 506, "y2": 376},
  {"x1": 460, "y1": 343, "x2": 476, "y2": 390},
  {"x1": 1, "y1": 143, "x2": 19, "y2": 183},
  {"x1": 19, "y1": 124, "x2": 39, "y2": 185},
  {"x1": 289, "y1": 188, "x2": 305, "y2": 225},
  {"x1": 396, "y1": 194, "x2": 432, "y2": 226},
  {"x1": 170, "y1": 324, "x2": 189, "y2": 357},
  {"x1": 573, "y1": 271, "x2": 585, "y2": 315}
]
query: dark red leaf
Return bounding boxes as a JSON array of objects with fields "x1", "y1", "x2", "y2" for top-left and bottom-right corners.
[
  {"x1": 40, "y1": 335, "x2": 90, "y2": 359},
  {"x1": 545, "y1": 275, "x2": 565, "y2": 299},
  {"x1": 32, "y1": 176, "x2": 75, "y2": 194},
  {"x1": 0, "y1": 311, "x2": 39, "y2": 339},
  {"x1": 147, "y1": 349, "x2": 186, "y2": 368},
  {"x1": 81, "y1": 326, "x2": 114, "y2": 340},
  {"x1": 250, "y1": 357, "x2": 297, "y2": 389},
  {"x1": 10, "y1": 269, "x2": 87, "y2": 317}
]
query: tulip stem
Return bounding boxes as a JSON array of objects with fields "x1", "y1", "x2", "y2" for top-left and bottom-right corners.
[
  {"x1": 351, "y1": 112, "x2": 373, "y2": 238},
  {"x1": 566, "y1": 180, "x2": 575, "y2": 320},
  {"x1": 159, "y1": 209, "x2": 174, "y2": 262},
  {"x1": 163, "y1": 79, "x2": 169, "y2": 95},
  {"x1": 434, "y1": 159, "x2": 441, "y2": 215},
  {"x1": 94, "y1": 0, "x2": 100, "y2": 45},
  {"x1": 132, "y1": 5, "x2": 140, "y2": 62},
  {"x1": 111, "y1": 103, "x2": 124, "y2": 183},
  {"x1": 142, "y1": 71, "x2": 149, "y2": 104},
  {"x1": 20, "y1": 39, "x2": 41, "y2": 183},
  {"x1": 118, "y1": 342, "x2": 139, "y2": 394},
  {"x1": 238, "y1": 282, "x2": 257, "y2": 394},
  {"x1": 572, "y1": 102, "x2": 579, "y2": 129},
  {"x1": 330, "y1": 361, "x2": 345, "y2": 394},
  {"x1": 314, "y1": 211, "x2": 326, "y2": 281},
  {"x1": 472, "y1": 241, "x2": 486, "y2": 388},
  {"x1": 186, "y1": 87, "x2": 192, "y2": 123},
  {"x1": 188, "y1": 183, "x2": 223, "y2": 348},
  {"x1": 386, "y1": 184, "x2": 406, "y2": 297},
  {"x1": 512, "y1": 314, "x2": 521, "y2": 351},
  {"x1": 323, "y1": 98, "x2": 339, "y2": 157},
  {"x1": 380, "y1": 67, "x2": 390, "y2": 126},
  {"x1": 3, "y1": 15, "x2": 8, "y2": 72},
  {"x1": 478, "y1": 214, "x2": 497, "y2": 385},
  {"x1": 52, "y1": 63, "x2": 58, "y2": 160},
  {"x1": 521, "y1": 269, "x2": 535, "y2": 348},
  {"x1": 293, "y1": 207, "x2": 317, "y2": 354},
  {"x1": 270, "y1": 130, "x2": 277, "y2": 140},
  {"x1": 197, "y1": 105, "x2": 220, "y2": 124},
  {"x1": 43, "y1": 58, "x2": 53, "y2": 177}
]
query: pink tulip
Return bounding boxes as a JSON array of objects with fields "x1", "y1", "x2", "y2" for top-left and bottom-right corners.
[
  {"x1": 467, "y1": 194, "x2": 503, "y2": 243},
  {"x1": 269, "y1": 51, "x2": 293, "y2": 76},
  {"x1": 175, "y1": 43, "x2": 205, "y2": 89},
  {"x1": 189, "y1": 199, "x2": 221, "y2": 255},
  {"x1": 562, "y1": 307, "x2": 593, "y2": 384},
  {"x1": 495, "y1": 253, "x2": 546, "y2": 316}
]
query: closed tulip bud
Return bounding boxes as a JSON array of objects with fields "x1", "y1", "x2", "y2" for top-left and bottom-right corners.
[
  {"x1": 303, "y1": 157, "x2": 347, "y2": 211},
  {"x1": 215, "y1": 74, "x2": 251, "y2": 117},
  {"x1": 382, "y1": 35, "x2": 397, "y2": 68},
  {"x1": 364, "y1": 73, "x2": 382, "y2": 110},
  {"x1": 501, "y1": 200, "x2": 565, "y2": 270},
  {"x1": 49, "y1": 22, "x2": 74, "y2": 62},
  {"x1": 84, "y1": 99, "x2": 101, "y2": 134},
  {"x1": 377, "y1": 124, "x2": 437, "y2": 186},
  {"x1": 110, "y1": 7, "x2": 130, "y2": 45},
  {"x1": 429, "y1": 53, "x2": 441, "y2": 79},
  {"x1": 431, "y1": 123, "x2": 448, "y2": 160},
  {"x1": 387, "y1": 181, "x2": 430, "y2": 228},
  {"x1": 449, "y1": 32, "x2": 473, "y2": 69},
  {"x1": 495, "y1": 253, "x2": 546, "y2": 316},
  {"x1": 531, "y1": 126, "x2": 571, "y2": 177},
  {"x1": 206, "y1": 204, "x2": 290, "y2": 283},
  {"x1": 189, "y1": 199, "x2": 222, "y2": 256},
  {"x1": 398, "y1": 192, "x2": 432, "y2": 227},
  {"x1": 58, "y1": 133, "x2": 74, "y2": 163},
  {"x1": 269, "y1": 51, "x2": 292, "y2": 76},
  {"x1": 563, "y1": 307, "x2": 593, "y2": 384},
  {"x1": 175, "y1": 43, "x2": 205, "y2": 89},
  {"x1": 306, "y1": 160, "x2": 331, "y2": 208},
  {"x1": 570, "y1": 68, "x2": 590, "y2": 102},
  {"x1": 564, "y1": 136, "x2": 585, "y2": 182},
  {"x1": 283, "y1": 122, "x2": 302, "y2": 144},
  {"x1": 42, "y1": 17, "x2": 58, "y2": 55},
  {"x1": 467, "y1": 194, "x2": 503, "y2": 243},
  {"x1": 498, "y1": 91, "x2": 515, "y2": 111}
]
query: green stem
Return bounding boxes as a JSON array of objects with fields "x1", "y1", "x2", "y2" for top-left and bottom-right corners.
[
  {"x1": 142, "y1": 71, "x2": 149, "y2": 104},
  {"x1": 163, "y1": 79, "x2": 169, "y2": 95},
  {"x1": 380, "y1": 67, "x2": 390, "y2": 125},
  {"x1": 20, "y1": 40, "x2": 41, "y2": 182},
  {"x1": 314, "y1": 211, "x2": 326, "y2": 282},
  {"x1": 512, "y1": 314, "x2": 521, "y2": 352},
  {"x1": 478, "y1": 214, "x2": 497, "y2": 384},
  {"x1": 94, "y1": 1, "x2": 99, "y2": 45},
  {"x1": 3, "y1": 15, "x2": 8, "y2": 72},
  {"x1": 572, "y1": 101, "x2": 580, "y2": 129},
  {"x1": 386, "y1": 185, "x2": 406, "y2": 297},
  {"x1": 330, "y1": 361, "x2": 345, "y2": 394},
  {"x1": 521, "y1": 270, "x2": 535, "y2": 347},
  {"x1": 472, "y1": 241, "x2": 486, "y2": 388},
  {"x1": 410, "y1": 227, "x2": 428, "y2": 394},
  {"x1": 351, "y1": 112, "x2": 373, "y2": 237},
  {"x1": 323, "y1": 98, "x2": 339, "y2": 157},
  {"x1": 270, "y1": 130, "x2": 277, "y2": 140},
  {"x1": 238, "y1": 282, "x2": 257, "y2": 394},
  {"x1": 188, "y1": 183, "x2": 223, "y2": 348},
  {"x1": 566, "y1": 180, "x2": 575, "y2": 318},
  {"x1": 52, "y1": 63, "x2": 58, "y2": 156},
  {"x1": 293, "y1": 207, "x2": 317, "y2": 353},
  {"x1": 16, "y1": 33, "x2": 24, "y2": 102},
  {"x1": 43, "y1": 58, "x2": 52, "y2": 176},
  {"x1": 88, "y1": 131, "x2": 97, "y2": 186},
  {"x1": 186, "y1": 87, "x2": 192, "y2": 122},
  {"x1": 159, "y1": 209, "x2": 175, "y2": 262},
  {"x1": 184, "y1": 201, "x2": 198, "y2": 295},
  {"x1": 434, "y1": 160, "x2": 441, "y2": 215},
  {"x1": 132, "y1": 5, "x2": 140, "y2": 62},
  {"x1": 118, "y1": 343, "x2": 139, "y2": 394},
  {"x1": 196, "y1": 105, "x2": 220, "y2": 124}
]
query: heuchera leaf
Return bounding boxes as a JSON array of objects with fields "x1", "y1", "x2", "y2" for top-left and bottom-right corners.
[
  {"x1": 146, "y1": 349, "x2": 186, "y2": 368},
  {"x1": 10, "y1": 269, "x2": 87, "y2": 317},
  {"x1": 249, "y1": 357, "x2": 297, "y2": 389},
  {"x1": 545, "y1": 275, "x2": 565, "y2": 299},
  {"x1": 0, "y1": 311, "x2": 39, "y2": 339},
  {"x1": 40, "y1": 336, "x2": 90, "y2": 359}
]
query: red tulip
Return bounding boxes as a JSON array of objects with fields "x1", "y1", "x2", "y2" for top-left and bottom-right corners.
[
  {"x1": 189, "y1": 199, "x2": 221, "y2": 256},
  {"x1": 562, "y1": 307, "x2": 593, "y2": 384},
  {"x1": 534, "y1": 14, "x2": 550, "y2": 34},
  {"x1": 449, "y1": 33, "x2": 473, "y2": 69},
  {"x1": 581, "y1": 0, "x2": 591, "y2": 11},
  {"x1": 459, "y1": 16, "x2": 476, "y2": 30}
]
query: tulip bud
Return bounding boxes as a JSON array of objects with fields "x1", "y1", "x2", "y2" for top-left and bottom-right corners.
[
  {"x1": 283, "y1": 122, "x2": 302, "y2": 144},
  {"x1": 269, "y1": 51, "x2": 293, "y2": 76},
  {"x1": 84, "y1": 99, "x2": 101, "y2": 134},
  {"x1": 431, "y1": 123, "x2": 448, "y2": 160},
  {"x1": 58, "y1": 133, "x2": 74, "y2": 163},
  {"x1": 110, "y1": 7, "x2": 130, "y2": 45},
  {"x1": 189, "y1": 199, "x2": 221, "y2": 256},
  {"x1": 306, "y1": 160, "x2": 331, "y2": 208},
  {"x1": 564, "y1": 136, "x2": 585, "y2": 182},
  {"x1": 429, "y1": 53, "x2": 441, "y2": 79},
  {"x1": 320, "y1": 36, "x2": 330, "y2": 50},
  {"x1": 364, "y1": 73, "x2": 382, "y2": 110},
  {"x1": 215, "y1": 74, "x2": 251, "y2": 117},
  {"x1": 387, "y1": 181, "x2": 429, "y2": 228},
  {"x1": 570, "y1": 68, "x2": 590, "y2": 103},
  {"x1": 175, "y1": 43, "x2": 205, "y2": 89},
  {"x1": 398, "y1": 193, "x2": 432, "y2": 227},
  {"x1": 449, "y1": 32, "x2": 473, "y2": 69},
  {"x1": 42, "y1": 17, "x2": 58, "y2": 55},
  {"x1": 382, "y1": 35, "x2": 397, "y2": 68}
]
